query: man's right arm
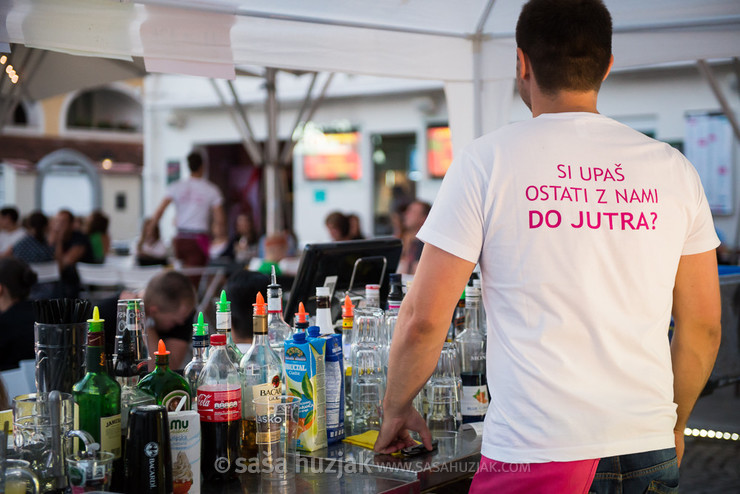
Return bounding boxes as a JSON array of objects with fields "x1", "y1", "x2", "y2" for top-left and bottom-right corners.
[
  {"x1": 671, "y1": 249, "x2": 722, "y2": 465},
  {"x1": 148, "y1": 197, "x2": 172, "y2": 236}
]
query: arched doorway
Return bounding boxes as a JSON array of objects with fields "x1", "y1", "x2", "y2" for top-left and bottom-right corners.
[{"x1": 35, "y1": 149, "x2": 101, "y2": 216}]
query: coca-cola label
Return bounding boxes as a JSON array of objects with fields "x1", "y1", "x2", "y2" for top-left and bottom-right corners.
[{"x1": 196, "y1": 385, "x2": 241, "y2": 423}]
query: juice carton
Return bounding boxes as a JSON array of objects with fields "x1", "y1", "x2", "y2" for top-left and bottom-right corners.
[
  {"x1": 307, "y1": 327, "x2": 345, "y2": 444},
  {"x1": 284, "y1": 331, "x2": 327, "y2": 451}
]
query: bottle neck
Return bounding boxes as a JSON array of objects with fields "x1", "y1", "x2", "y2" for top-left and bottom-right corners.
[
  {"x1": 192, "y1": 340, "x2": 208, "y2": 360},
  {"x1": 465, "y1": 299, "x2": 480, "y2": 332},
  {"x1": 216, "y1": 310, "x2": 231, "y2": 335},
  {"x1": 154, "y1": 354, "x2": 170, "y2": 370},
  {"x1": 253, "y1": 313, "x2": 268, "y2": 341},
  {"x1": 86, "y1": 332, "x2": 106, "y2": 373}
]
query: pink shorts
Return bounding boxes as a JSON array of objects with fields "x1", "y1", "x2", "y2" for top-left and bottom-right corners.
[{"x1": 469, "y1": 455, "x2": 599, "y2": 494}]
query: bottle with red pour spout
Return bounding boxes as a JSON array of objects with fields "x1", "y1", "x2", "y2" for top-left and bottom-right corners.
[
  {"x1": 197, "y1": 333, "x2": 242, "y2": 481},
  {"x1": 294, "y1": 302, "x2": 310, "y2": 334},
  {"x1": 239, "y1": 292, "x2": 283, "y2": 460},
  {"x1": 137, "y1": 339, "x2": 192, "y2": 411}
]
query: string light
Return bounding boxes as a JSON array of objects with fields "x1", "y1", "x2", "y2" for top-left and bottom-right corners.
[
  {"x1": 0, "y1": 55, "x2": 7, "y2": 65},
  {"x1": 685, "y1": 427, "x2": 740, "y2": 441},
  {"x1": 101, "y1": 159, "x2": 113, "y2": 170}
]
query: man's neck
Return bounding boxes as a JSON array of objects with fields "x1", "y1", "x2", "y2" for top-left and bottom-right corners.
[{"x1": 530, "y1": 88, "x2": 600, "y2": 118}]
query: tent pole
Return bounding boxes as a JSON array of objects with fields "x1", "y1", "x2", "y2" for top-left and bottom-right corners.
[
  {"x1": 696, "y1": 60, "x2": 740, "y2": 142},
  {"x1": 265, "y1": 68, "x2": 281, "y2": 235},
  {"x1": 279, "y1": 72, "x2": 318, "y2": 165},
  {"x1": 209, "y1": 79, "x2": 263, "y2": 166},
  {"x1": 279, "y1": 72, "x2": 334, "y2": 166}
]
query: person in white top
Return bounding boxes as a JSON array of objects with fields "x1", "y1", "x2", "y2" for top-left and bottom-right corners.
[
  {"x1": 375, "y1": 1, "x2": 721, "y2": 492},
  {"x1": 0, "y1": 207, "x2": 27, "y2": 257},
  {"x1": 150, "y1": 151, "x2": 225, "y2": 267}
]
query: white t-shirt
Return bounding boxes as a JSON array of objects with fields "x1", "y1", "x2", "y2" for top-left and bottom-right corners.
[
  {"x1": 418, "y1": 112, "x2": 719, "y2": 463},
  {"x1": 165, "y1": 177, "x2": 223, "y2": 233},
  {"x1": 0, "y1": 228, "x2": 27, "y2": 253}
]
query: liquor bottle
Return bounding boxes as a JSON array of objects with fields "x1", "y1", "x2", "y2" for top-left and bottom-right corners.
[
  {"x1": 72, "y1": 307, "x2": 123, "y2": 488},
  {"x1": 115, "y1": 299, "x2": 149, "y2": 378},
  {"x1": 294, "y1": 302, "x2": 309, "y2": 334},
  {"x1": 472, "y1": 278, "x2": 487, "y2": 337},
  {"x1": 114, "y1": 327, "x2": 155, "y2": 449},
  {"x1": 138, "y1": 339, "x2": 192, "y2": 411},
  {"x1": 455, "y1": 285, "x2": 489, "y2": 423},
  {"x1": 197, "y1": 333, "x2": 242, "y2": 481},
  {"x1": 316, "y1": 286, "x2": 334, "y2": 335},
  {"x1": 214, "y1": 290, "x2": 243, "y2": 365},
  {"x1": 239, "y1": 292, "x2": 283, "y2": 459},
  {"x1": 267, "y1": 266, "x2": 292, "y2": 359},
  {"x1": 387, "y1": 273, "x2": 404, "y2": 311},
  {"x1": 341, "y1": 295, "x2": 354, "y2": 424},
  {"x1": 184, "y1": 312, "x2": 209, "y2": 409},
  {"x1": 364, "y1": 284, "x2": 381, "y2": 309},
  {"x1": 452, "y1": 290, "x2": 466, "y2": 339}
]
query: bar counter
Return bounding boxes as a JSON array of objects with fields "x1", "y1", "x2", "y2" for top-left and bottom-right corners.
[{"x1": 202, "y1": 426, "x2": 481, "y2": 494}]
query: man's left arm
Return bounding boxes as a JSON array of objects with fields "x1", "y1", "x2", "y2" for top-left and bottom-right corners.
[{"x1": 375, "y1": 243, "x2": 475, "y2": 454}]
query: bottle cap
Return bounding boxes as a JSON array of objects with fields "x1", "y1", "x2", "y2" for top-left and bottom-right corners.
[
  {"x1": 365, "y1": 284, "x2": 380, "y2": 295},
  {"x1": 210, "y1": 333, "x2": 226, "y2": 345},
  {"x1": 389, "y1": 273, "x2": 402, "y2": 283},
  {"x1": 87, "y1": 306, "x2": 104, "y2": 332},
  {"x1": 316, "y1": 286, "x2": 330, "y2": 297},
  {"x1": 295, "y1": 302, "x2": 309, "y2": 324},
  {"x1": 193, "y1": 312, "x2": 208, "y2": 336},
  {"x1": 342, "y1": 295, "x2": 354, "y2": 318},
  {"x1": 154, "y1": 339, "x2": 170, "y2": 356},
  {"x1": 216, "y1": 290, "x2": 231, "y2": 312},
  {"x1": 293, "y1": 332, "x2": 307, "y2": 343},
  {"x1": 253, "y1": 292, "x2": 267, "y2": 316},
  {"x1": 307, "y1": 326, "x2": 320, "y2": 338}
]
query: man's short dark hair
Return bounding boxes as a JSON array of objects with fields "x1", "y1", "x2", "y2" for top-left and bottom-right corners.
[
  {"x1": 226, "y1": 270, "x2": 270, "y2": 341},
  {"x1": 1, "y1": 207, "x2": 19, "y2": 224},
  {"x1": 187, "y1": 152, "x2": 204, "y2": 173},
  {"x1": 144, "y1": 271, "x2": 197, "y2": 313},
  {"x1": 516, "y1": 0, "x2": 612, "y2": 94}
]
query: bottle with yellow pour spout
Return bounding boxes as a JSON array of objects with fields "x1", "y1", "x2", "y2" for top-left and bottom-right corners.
[{"x1": 72, "y1": 306, "x2": 123, "y2": 489}]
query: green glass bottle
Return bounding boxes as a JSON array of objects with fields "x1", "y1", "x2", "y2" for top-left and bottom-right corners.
[
  {"x1": 137, "y1": 339, "x2": 192, "y2": 411},
  {"x1": 72, "y1": 306, "x2": 123, "y2": 489}
]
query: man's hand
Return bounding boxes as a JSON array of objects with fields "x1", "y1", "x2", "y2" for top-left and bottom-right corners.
[
  {"x1": 674, "y1": 429, "x2": 685, "y2": 467},
  {"x1": 374, "y1": 403, "x2": 433, "y2": 455}
]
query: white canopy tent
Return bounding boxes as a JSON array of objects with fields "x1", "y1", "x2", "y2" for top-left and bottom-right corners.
[{"x1": 2, "y1": 0, "x2": 740, "y2": 231}]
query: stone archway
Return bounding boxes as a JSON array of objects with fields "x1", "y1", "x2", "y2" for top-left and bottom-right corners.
[{"x1": 35, "y1": 149, "x2": 101, "y2": 215}]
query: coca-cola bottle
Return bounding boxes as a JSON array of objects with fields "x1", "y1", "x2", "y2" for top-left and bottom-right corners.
[{"x1": 197, "y1": 333, "x2": 242, "y2": 482}]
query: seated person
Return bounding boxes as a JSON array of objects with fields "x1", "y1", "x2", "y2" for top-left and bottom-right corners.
[
  {"x1": 49, "y1": 209, "x2": 93, "y2": 298},
  {"x1": 325, "y1": 211, "x2": 351, "y2": 241},
  {"x1": 13, "y1": 211, "x2": 55, "y2": 264},
  {"x1": 0, "y1": 258, "x2": 37, "y2": 370},
  {"x1": 228, "y1": 212, "x2": 259, "y2": 263},
  {"x1": 136, "y1": 218, "x2": 168, "y2": 266},
  {"x1": 225, "y1": 269, "x2": 269, "y2": 354},
  {"x1": 255, "y1": 233, "x2": 289, "y2": 276},
  {"x1": 209, "y1": 218, "x2": 231, "y2": 261},
  {"x1": 86, "y1": 210, "x2": 111, "y2": 264},
  {"x1": 97, "y1": 270, "x2": 196, "y2": 371}
]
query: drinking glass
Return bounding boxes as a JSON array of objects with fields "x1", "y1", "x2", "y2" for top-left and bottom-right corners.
[
  {"x1": 66, "y1": 451, "x2": 114, "y2": 493},
  {"x1": 12, "y1": 392, "x2": 74, "y2": 493},
  {"x1": 1, "y1": 459, "x2": 40, "y2": 494},
  {"x1": 254, "y1": 396, "x2": 300, "y2": 485}
]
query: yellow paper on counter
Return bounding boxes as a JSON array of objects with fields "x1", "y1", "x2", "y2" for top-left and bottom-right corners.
[{"x1": 343, "y1": 429, "x2": 420, "y2": 456}]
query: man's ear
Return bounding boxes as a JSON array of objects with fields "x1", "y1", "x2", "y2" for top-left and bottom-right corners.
[
  {"x1": 603, "y1": 54, "x2": 614, "y2": 81},
  {"x1": 516, "y1": 47, "x2": 530, "y2": 80}
]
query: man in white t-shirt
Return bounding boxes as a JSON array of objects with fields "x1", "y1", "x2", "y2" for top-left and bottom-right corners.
[
  {"x1": 0, "y1": 207, "x2": 27, "y2": 257},
  {"x1": 375, "y1": 1, "x2": 721, "y2": 492},
  {"x1": 150, "y1": 151, "x2": 225, "y2": 267}
]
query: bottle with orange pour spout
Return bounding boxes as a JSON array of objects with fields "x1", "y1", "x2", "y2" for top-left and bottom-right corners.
[
  {"x1": 341, "y1": 295, "x2": 354, "y2": 423},
  {"x1": 294, "y1": 302, "x2": 310, "y2": 334},
  {"x1": 137, "y1": 339, "x2": 192, "y2": 411},
  {"x1": 238, "y1": 292, "x2": 284, "y2": 459}
]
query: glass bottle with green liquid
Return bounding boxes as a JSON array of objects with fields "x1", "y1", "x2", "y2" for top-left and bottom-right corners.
[
  {"x1": 72, "y1": 306, "x2": 123, "y2": 489},
  {"x1": 137, "y1": 339, "x2": 192, "y2": 411}
]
